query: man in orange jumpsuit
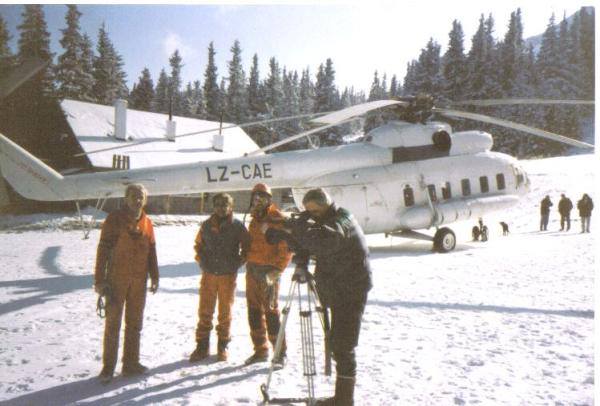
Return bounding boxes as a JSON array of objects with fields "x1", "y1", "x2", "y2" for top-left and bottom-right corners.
[
  {"x1": 189, "y1": 193, "x2": 250, "y2": 362},
  {"x1": 94, "y1": 184, "x2": 159, "y2": 384},
  {"x1": 244, "y1": 183, "x2": 292, "y2": 367}
]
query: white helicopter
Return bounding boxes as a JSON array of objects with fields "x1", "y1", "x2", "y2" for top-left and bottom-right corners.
[{"x1": 0, "y1": 66, "x2": 594, "y2": 251}]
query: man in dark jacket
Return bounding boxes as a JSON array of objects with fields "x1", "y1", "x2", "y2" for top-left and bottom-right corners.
[
  {"x1": 558, "y1": 194, "x2": 573, "y2": 231},
  {"x1": 577, "y1": 193, "x2": 594, "y2": 233},
  {"x1": 289, "y1": 188, "x2": 372, "y2": 406},
  {"x1": 540, "y1": 195, "x2": 553, "y2": 231},
  {"x1": 190, "y1": 193, "x2": 250, "y2": 362}
]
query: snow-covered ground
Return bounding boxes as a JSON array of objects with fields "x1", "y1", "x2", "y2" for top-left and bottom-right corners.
[{"x1": 0, "y1": 154, "x2": 595, "y2": 405}]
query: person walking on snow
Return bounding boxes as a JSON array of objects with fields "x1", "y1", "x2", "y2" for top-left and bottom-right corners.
[
  {"x1": 189, "y1": 193, "x2": 250, "y2": 363},
  {"x1": 577, "y1": 193, "x2": 594, "y2": 233},
  {"x1": 244, "y1": 183, "x2": 292, "y2": 367},
  {"x1": 539, "y1": 195, "x2": 553, "y2": 231},
  {"x1": 558, "y1": 194, "x2": 573, "y2": 231},
  {"x1": 94, "y1": 184, "x2": 159, "y2": 384}
]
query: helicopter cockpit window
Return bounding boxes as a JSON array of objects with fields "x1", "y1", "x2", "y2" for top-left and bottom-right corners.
[
  {"x1": 441, "y1": 182, "x2": 451, "y2": 200},
  {"x1": 479, "y1": 176, "x2": 489, "y2": 193},
  {"x1": 403, "y1": 185, "x2": 415, "y2": 207},
  {"x1": 427, "y1": 184, "x2": 437, "y2": 202},
  {"x1": 496, "y1": 173, "x2": 506, "y2": 190},
  {"x1": 461, "y1": 179, "x2": 471, "y2": 196}
]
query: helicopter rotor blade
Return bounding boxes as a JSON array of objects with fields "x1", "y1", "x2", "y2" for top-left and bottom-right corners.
[
  {"x1": 435, "y1": 108, "x2": 594, "y2": 149},
  {"x1": 247, "y1": 100, "x2": 406, "y2": 155},
  {"x1": 449, "y1": 98, "x2": 594, "y2": 107},
  {"x1": 73, "y1": 110, "x2": 334, "y2": 157}
]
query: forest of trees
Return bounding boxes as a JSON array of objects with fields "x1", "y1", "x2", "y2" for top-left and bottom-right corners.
[{"x1": 0, "y1": 5, "x2": 595, "y2": 158}]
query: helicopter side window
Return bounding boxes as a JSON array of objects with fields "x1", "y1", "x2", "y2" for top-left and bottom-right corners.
[
  {"x1": 461, "y1": 179, "x2": 471, "y2": 196},
  {"x1": 496, "y1": 173, "x2": 506, "y2": 190},
  {"x1": 427, "y1": 184, "x2": 437, "y2": 202},
  {"x1": 403, "y1": 185, "x2": 415, "y2": 207},
  {"x1": 479, "y1": 176, "x2": 489, "y2": 193},
  {"x1": 441, "y1": 182, "x2": 451, "y2": 200}
]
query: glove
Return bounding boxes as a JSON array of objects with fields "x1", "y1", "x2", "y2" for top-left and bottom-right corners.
[
  {"x1": 149, "y1": 278, "x2": 159, "y2": 294},
  {"x1": 292, "y1": 265, "x2": 310, "y2": 283},
  {"x1": 94, "y1": 281, "x2": 109, "y2": 295}
]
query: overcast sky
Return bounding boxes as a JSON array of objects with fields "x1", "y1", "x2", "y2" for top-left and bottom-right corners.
[{"x1": 0, "y1": 1, "x2": 589, "y2": 93}]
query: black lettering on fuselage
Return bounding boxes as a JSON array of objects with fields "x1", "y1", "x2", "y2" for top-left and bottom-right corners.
[
  {"x1": 218, "y1": 166, "x2": 229, "y2": 181},
  {"x1": 242, "y1": 164, "x2": 252, "y2": 179},
  {"x1": 253, "y1": 164, "x2": 262, "y2": 178},
  {"x1": 206, "y1": 167, "x2": 217, "y2": 183},
  {"x1": 263, "y1": 162, "x2": 272, "y2": 178}
]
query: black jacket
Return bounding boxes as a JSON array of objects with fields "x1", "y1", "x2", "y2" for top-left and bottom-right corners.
[
  {"x1": 577, "y1": 197, "x2": 594, "y2": 217},
  {"x1": 540, "y1": 197, "x2": 553, "y2": 215},
  {"x1": 195, "y1": 214, "x2": 249, "y2": 275},
  {"x1": 294, "y1": 204, "x2": 372, "y2": 306},
  {"x1": 558, "y1": 197, "x2": 573, "y2": 215}
]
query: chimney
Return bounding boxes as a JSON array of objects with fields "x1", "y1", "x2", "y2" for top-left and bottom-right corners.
[
  {"x1": 213, "y1": 111, "x2": 224, "y2": 152},
  {"x1": 114, "y1": 99, "x2": 128, "y2": 140},
  {"x1": 166, "y1": 119, "x2": 176, "y2": 142}
]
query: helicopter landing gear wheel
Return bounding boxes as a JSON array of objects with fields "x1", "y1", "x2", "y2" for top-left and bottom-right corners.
[{"x1": 433, "y1": 227, "x2": 456, "y2": 253}]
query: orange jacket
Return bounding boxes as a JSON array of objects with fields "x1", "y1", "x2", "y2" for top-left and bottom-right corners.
[
  {"x1": 95, "y1": 208, "x2": 159, "y2": 286},
  {"x1": 246, "y1": 204, "x2": 292, "y2": 272}
]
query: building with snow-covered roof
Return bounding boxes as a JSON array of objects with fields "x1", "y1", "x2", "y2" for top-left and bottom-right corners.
[
  {"x1": 1, "y1": 98, "x2": 291, "y2": 213},
  {"x1": 61, "y1": 99, "x2": 260, "y2": 170}
]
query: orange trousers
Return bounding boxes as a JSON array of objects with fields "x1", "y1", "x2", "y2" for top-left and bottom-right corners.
[
  {"x1": 195, "y1": 272, "x2": 237, "y2": 342},
  {"x1": 245, "y1": 265, "x2": 285, "y2": 354},
  {"x1": 103, "y1": 276, "x2": 147, "y2": 371}
]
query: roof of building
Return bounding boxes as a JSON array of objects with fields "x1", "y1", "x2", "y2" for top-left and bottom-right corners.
[{"x1": 61, "y1": 99, "x2": 260, "y2": 169}]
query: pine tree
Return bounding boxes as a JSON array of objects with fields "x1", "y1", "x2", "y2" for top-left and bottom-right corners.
[
  {"x1": 247, "y1": 53, "x2": 264, "y2": 118},
  {"x1": 92, "y1": 23, "x2": 128, "y2": 105},
  {"x1": 299, "y1": 67, "x2": 315, "y2": 114},
  {"x1": 192, "y1": 80, "x2": 205, "y2": 118},
  {"x1": 498, "y1": 9, "x2": 527, "y2": 96},
  {"x1": 17, "y1": 4, "x2": 55, "y2": 97},
  {"x1": 226, "y1": 40, "x2": 248, "y2": 123},
  {"x1": 364, "y1": 71, "x2": 385, "y2": 132},
  {"x1": 264, "y1": 57, "x2": 284, "y2": 116},
  {"x1": 0, "y1": 14, "x2": 14, "y2": 78},
  {"x1": 129, "y1": 67, "x2": 154, "y2": 111},
  {"x1": 412, "y1": 38, "x2": 443, "y2": 95},
  {"x1": 153, "y1": 68, "x2": 169, "y2": 113},
  {"x1": 314, "y1": 58, "x2": 337, "y2": 113},
  {"x1": 55, "y1": 5, "x2": 94, "y2": 101},
  {"x1": 578, "y1": 7, "x2": 594, "y2": 99},
  {"x1": 389, "y1": 74, "x2": 399, "y2": 98},
  {"x1": 168, "y1": 49, "x2": 184, "y2": 116},
  {"x1": 402, "y1": 60, "x2": 418, "y2": 95},
  {"x1": 442, "y1": 20, "x2": 466, "y2": 101},
  {"x1": 79, "y1": 33, "x2": 95, "y2": 101},
  {"x1": 203, "y1": 42, "x2": 221, "y2": 121}
]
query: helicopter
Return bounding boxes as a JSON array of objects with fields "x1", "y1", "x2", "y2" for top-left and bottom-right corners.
[{"x1": 0, "y1": 67, "x2": 594, "y2": 251}]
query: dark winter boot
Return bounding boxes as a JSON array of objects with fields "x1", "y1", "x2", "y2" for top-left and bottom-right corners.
[
  {"x1": 217, "y1": 338, "x2": 230, "y2": 362},
  {"x1": 334, "y1": 376, "x2": 355, "y2": 406},
  {"x1": 315, "y1": 376, "x2": 356, "y2": 406},
  {"x1": 244, "y1": 349, "x2": 269, "y2": 365},
  {"x1": 98, "y1": 365, "x2": 114, "y2": 384},
  {"x1": 189, "y1": 337, "x2": 210, "y2": 362}
]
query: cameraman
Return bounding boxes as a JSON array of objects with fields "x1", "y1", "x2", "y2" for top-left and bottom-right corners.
[{"x1": 278, "y1": 188, "x2": 371, "y2": 406}]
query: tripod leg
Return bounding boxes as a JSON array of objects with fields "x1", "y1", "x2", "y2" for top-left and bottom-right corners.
[
  {"x1": 308, "y1": 280, "x2": 332, "y2": 376},
  {"x1": 262, "y1": 280, "x2": 297, "y2": 399}
]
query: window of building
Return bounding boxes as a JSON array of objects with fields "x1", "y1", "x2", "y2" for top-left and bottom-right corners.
[
  {"x1": 479, "y1": 176, "x2": 489, "y2": 193},
  {"x1": 496, "y1": 173, "x2": 506, "y2": 190},
  {"x1": 461, "y1": 179, "x2": 471, "y2": 196},
  {"x1": 403, "y1": 185, "x2": 415, "y2": 207}
]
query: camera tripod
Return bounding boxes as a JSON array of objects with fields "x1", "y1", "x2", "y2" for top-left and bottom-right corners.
[{"x1": 260, "y1": 272, "x2": 331, "y2": 405}]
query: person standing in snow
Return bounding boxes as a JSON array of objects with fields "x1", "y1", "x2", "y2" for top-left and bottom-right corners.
[
  {"x1": 539, "y1": 195, "x2": 553, "y2": 231},
  {"x1": 273, "y1": 188, "x2": 372, "y2": 406},
  {"x1": 577, "y1": 193, "x2": 594, "y2": 233},
  {"x1": 558, "y1": 193, "x2": 573, "y2": 231},
  {"x1": 94, "y1": 184, "x2": 159, "y2": 384},
  {"x1": 189, "y1": 193, "x2": 250, "y2": 362},
  {"x1": 244, "y1": 183, "x2": 292, "y2": 367}
]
